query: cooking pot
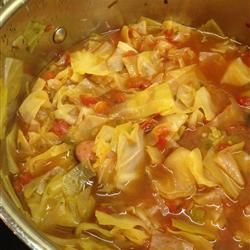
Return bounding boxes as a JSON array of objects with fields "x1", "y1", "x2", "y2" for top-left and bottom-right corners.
[{"x1": 0, "y1": 0, "x2": 249, "y2": 249}]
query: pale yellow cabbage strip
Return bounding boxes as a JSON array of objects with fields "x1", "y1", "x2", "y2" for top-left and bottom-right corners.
[{"x1": 112, "y1": 82, "x2": 176, "y2": 119}]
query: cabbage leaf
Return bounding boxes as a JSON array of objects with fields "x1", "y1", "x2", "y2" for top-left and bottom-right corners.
[
  {"x1": 94, "y1": 122, "x2": 145, "y2": 190},
  {"x1": 194, "y1": 87, "x2": 216, "y2": 121},
  {"x1": 19, "y1": 90, "x2": 50, "y2": 124},
  {"x1": 26, "y1": 143, "x2": 73, "y2": 176},
  {"x1": 149, "y1": 147, "x2": 215, "y2": 200},
  {"x1": 221, "y1": 58, "x2": 250, "y2": 86},
  {"x1": 112, "y1": 82, "x2": 176, "y2": 119},
  {"x1": 168, "y1": 228, "x2": 213, "y2": 250},
  {"x1": 71, "y1": 50, "x2": 109, "y2": 76},
  {"x1": 171, "y1": 219, "x2": 216, "y2": 240},
  {"x1": 95, "y1": 210, "x2": 149, "y2": 245}
]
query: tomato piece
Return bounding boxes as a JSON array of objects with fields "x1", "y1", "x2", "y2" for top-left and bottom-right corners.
[
  {"x1": 94, "y1": 101, "x2": 111, "y2": 115},
  {"x1": 164, "y1": 29, "x2": 175, "y2": 42},
  {"x1": 13, "y1": 171, "x2": 33, "y2": 193},
  {"x1": 41, "y1": 70, "x2": 56, "y2": 81},
  {"x1": 75, "y1": 140, "x2": 96, "y2": 162},
  {"x1": 155, "y1": 127, "x2": 168, "y2": 151},
  {"x1": 236, "y1": 95, "x2": 250, "y2": 107},
  {"x1": 19, "y1": 171, "x2": 32, "y2": 185},
  {"x1": 217, "y1": 142, "x2": 230, "y2": 151},
  {"x1": 108, "y1": 90, "x2": 126, "y2": 104},
  {"x1": 51, "y1": 119, "x2": 70, "y2": 137},
  {"x1": 127, "y1": 77, "x2": 152, "y2": 90},
  {"x1": 80, "y1": 95, "x2": 98, "y2": 106}
]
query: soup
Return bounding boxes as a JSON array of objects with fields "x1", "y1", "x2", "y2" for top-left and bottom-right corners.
[{"x1": 8, "y1": 18, "x2": 250, "y2": 250}]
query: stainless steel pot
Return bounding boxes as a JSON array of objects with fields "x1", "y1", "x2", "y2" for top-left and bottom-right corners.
[{"x1": 0, "y1": 0, "x2": 249, "y2": 249}]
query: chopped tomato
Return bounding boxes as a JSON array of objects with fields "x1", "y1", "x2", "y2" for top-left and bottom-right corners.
[
  {"x1": 108, "y1": 90, "x2": 126, "y2": 104},
  {"x1": 51, "y1": 119, "x2": 70, "y2": 137},
  {"x1": 167, "y1": 199, "x2": 188, "y2": 214},
  {"x1": 164, "y1": 29, "x2": 175, "y2": 42},
  {"x1": 13, "y1": 171, "x2": 33, "y2": 193},
  {"x1": 75, "y1": 140, "x2": 96, "y2": 162},
  {"x1": 217, "y1": 142, "x2": 230, "y2": 151},
  {"x1": 80, "y1": 95, "x2": 98, "y2": 106},
  {"x1": 127, "y1": 77, "x2": 152, "y2": 90},
  {"x1": 41, "y1": 70, "x2": 56, "y2": 81},
  {"x1": 94, "y1": 101, "x2": 111, "y2": 115},
  {"x1": 236, "y1": 95, "x2": 250, "y2": 107},
  {"x1": 140, "y1": 118, "x2": 158, "y2": 134},
  {"x1": 19, "y1": 171, "x2": 32, "y2": 185},
  {"x1": 154, "y1": 127, "x2": 168, "y2": 151}
]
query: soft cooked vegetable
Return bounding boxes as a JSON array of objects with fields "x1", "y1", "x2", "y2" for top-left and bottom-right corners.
[
  {"x1": 71, "y1": 50, "x2": 109, "y2": 76},
  {"x1": 171, "y1": 219, "x2": 216, "y2": 240},
  {"x1": 199, "y1": 19, "x2": 224, "y2": 36},
  {"x1": 26, "y1": 143, "x2": 74, "y2": 176},
  {"x1": 6, "y1": 125, "x2": 19, "y2": 174},
  {"x1": 168, "y1": 228, "x2": 213, "y2": 250},
  {"x1": 4, "y1": 58, "x2": 24, "y2": 104},
  {"x1": 12, "y1": 21, "x2": 45, "y2": 52},
  {"x1": 94, "y1": 122, "x2": 145, "y2": 190},
  {"x1": 19, "y1": 90, "x2": 50, "y2": 124},
  {"x1": 149, "y1": 148, "x2": 196, "y2": 199},
  {"x1": 112, "y1": 82, "x2": 176, "y2": 119},
  {"x1": 150, "y1": 147, "x2": 216, "y2": 200},
  {"x1": 0, "y1": 79, "x2": 7, "y2": 139},
  {"x1": 194, "y1": 87, "x2": 216, "y2": 121},
  {"x1": 150, "y1": 232, "x2": 194, "y2": 250},
  {"x1": 203, "y1": 148, "x2": 242, "y2": 199},
  {"x1": 221, "y1": 58, "x2": 250, "y2": 86},
  {"x1": 95, "y1": 210, "x2": 149, "y2": 245}
]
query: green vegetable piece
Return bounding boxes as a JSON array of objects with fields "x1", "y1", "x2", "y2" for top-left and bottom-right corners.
[{"x1": 23, "y1": 21, "x2": 46, "y2": 52}]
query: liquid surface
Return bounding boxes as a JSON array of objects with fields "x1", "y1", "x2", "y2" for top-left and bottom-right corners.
[{"x1": 9, "y1": 18, "x2": 250, "y2": 250}]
